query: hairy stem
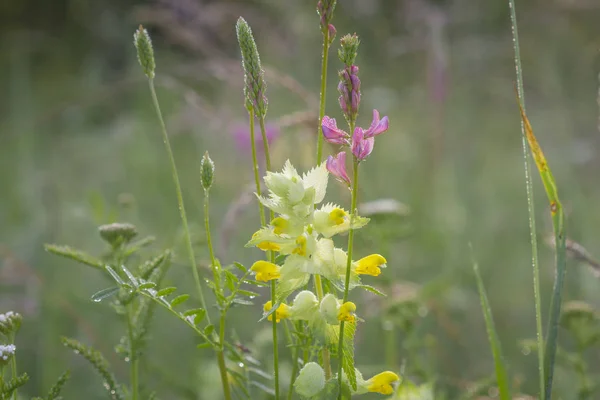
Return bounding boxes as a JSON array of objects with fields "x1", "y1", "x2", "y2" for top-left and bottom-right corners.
[
  {"x1": 147, "y1": 79, "x2": 210, "y2": 322},
  {"x1": 337, "y1": 155, "x2": 359, "y2": 399}
]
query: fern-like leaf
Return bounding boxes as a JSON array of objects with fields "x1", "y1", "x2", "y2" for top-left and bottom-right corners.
[{"x1": 1, "y1": 373, "x2": 29, "y2": 399}]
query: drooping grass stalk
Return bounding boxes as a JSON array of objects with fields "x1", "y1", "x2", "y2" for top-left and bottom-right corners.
[
  {"x1": 147, "y1": 79, "x2": 210, "y2": 322},
  {"x1": 203, "y1": 180, "x2": 232, "y2": 400},
  {"x1": 508, "y1": 1, "x2": 544, "y2": 397},
  {"x1": 126, "y1": 305, "x2": 139, "y2": 400},
  {"x1": 337, "y1": 154, "x2": 359, "y2": 399},
  {"x1": 258, "y1": 116, "x2": 280, "y2": 400},
  {"x1": 470, "y1": 247, "x2": 511, "y2": 400},
  {"x1": 316, "y1": 29, "x2": 331, "y2": 163},
  {"x1": 517, "y1": 103, "x2": 567, "y2": 400}
]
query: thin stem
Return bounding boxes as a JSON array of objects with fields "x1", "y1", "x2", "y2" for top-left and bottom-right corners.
[
  {"x1": 126, "y1": 306, "x2": 139, "y2": 400},
  {"x1": 9, "y1": 333, "x2": 17, "y2": 400},
  {"x1": 337, "y1": 155, "x2": 359, "y2": 400},
  {"x1": 287, "y1": 339, "x2": 300, "y2": 400},
  {"x1": 217, "y1": 312, "x2": 232, "y2": 400},
  {"x1": 314, "y1": 275, "x2": 332, "y2": 379},
  {"x1": 316, "y1": 30, "x2": 331, "y2": 164},
  {"x1": 147, "y1": 79, "x2": 210, "y2": 322},
  {"x1": 204, "y1": 189, "x2": 231, "y2": 400},
  {"x1": 508, "y1": 1, "x2": 544, "y2": 398},
  {"x1": 259, "y1": 116, "x2": 279, "y2": 400},
  {"x1": 249, "y1": 110, "x2": 266, "y2": 226}
]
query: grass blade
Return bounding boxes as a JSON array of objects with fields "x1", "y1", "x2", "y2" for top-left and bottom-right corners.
[
  {"x1": 508, "y1": 1, "x2": 545, "y2": 397},
  {"x1": 470, "y1": 248, "x2": 511, "y2": 400},
  {"x1": 517, "y1": 102, "x2": 567, "y2": 400}
]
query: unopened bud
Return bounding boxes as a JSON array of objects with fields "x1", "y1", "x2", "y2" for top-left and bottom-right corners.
[
  {"x1": 236, "y1": 17, "x2": 268, "y2": 117},
  {"x1": 317, "y1": 0, "x2": 337, "y2": 30},
  {"x1": 200, "y1": 151, "x2": 215, "y2": 191},
  {"x1": 99, "y1": 223, "x2": 138, "y2": 247},
  {"x1": 328, "y1": 24, "x2": 337, "y2": 44},
  {"x1": 338, "y1": 33, "x2": 360, "y2": 67},
  {"x1": 0, "y1": 312, "x2": 22, "y2": 336},
  {"x1": 133, "y1": 25, "x2": 156, "y2": 79}
]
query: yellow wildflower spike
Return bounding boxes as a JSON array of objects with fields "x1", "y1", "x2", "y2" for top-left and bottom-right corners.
[
  {"x1": 355, "y1": 254, "x2": 387, "y2": 276},
  {"x1": 257, "y1": 241, "x2": 281, "y2": 252},
  {"x1": 250, "y1": 261, "x2": 281, "y2": 282},
  {"x1": 263, "y1": 301, "x2": 291, "y2": 323},
  {"x1": 337, "y1": 301, "x2": 357, "y2": 323},
  {"x1": 271, "y1": 217, "x2": 289, "y2": 235},
  {"x1": 366, "y1": 371, "x2": 400, "y2": 395},
  {"x1": 292, "y1": 235, "x2": 307, "y2": 256},
  {"x1": 328, "y1": 208, "x2": 347, "y2": 225}
]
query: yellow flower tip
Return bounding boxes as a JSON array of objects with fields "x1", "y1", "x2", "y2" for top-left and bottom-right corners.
[
  {"x1": 292, "y1": 235, "x2": 307, "y2": 256},
  {"x1": 328, "y1": 208, "x2": 347, "y2": 225},
  {"x1": 271, "y1": 217, "x2": 289, "y2": 235},
  {"x1": 355, "y1": 254, "x2": 387, "y2": 276},
  {"x1": 264, "y1": 301, "x2": 291, "y2": 323},
  {"x1": 250, "y1": 261, "x2": 281, "y2": 282},
  {"x1": 366, "y1": 371, "x2": 401, "y2": 395},
  {"x1": 337, "y1": 301, "x2": 357, "y2": 323},
  {"x1": 257, "y1": 241, "x2": 281, "y2": 252}
]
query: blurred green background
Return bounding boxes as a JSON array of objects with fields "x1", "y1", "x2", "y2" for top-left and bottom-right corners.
[{"x1": 2, "y1": 0, "x2": 600, "y2": 398}]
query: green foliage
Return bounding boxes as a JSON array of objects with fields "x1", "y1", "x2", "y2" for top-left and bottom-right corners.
[
  {"x1": 1, "y1": 373, "x2": 29, "y2": 400},
  {"x1": 60, "y1": 338, "x2": 123, "y2": 400}
]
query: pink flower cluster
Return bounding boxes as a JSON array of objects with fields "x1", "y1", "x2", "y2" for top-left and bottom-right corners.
[{"x1": 322, "y1": 109, "x2": 389, "y2": 185}]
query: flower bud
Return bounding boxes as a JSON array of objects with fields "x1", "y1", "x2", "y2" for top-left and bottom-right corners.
[
  {"x1": 294, "y1": 362, "x2": 326, "y2": 398},
  {"x1": 200, "y1": 151, "x2": 215, "y2": 191},
  {"x1": 0, "y1": 311, "x2": 22, "y2": 336},
  {"x1": 338, "y1": 34, "x2": 360, "y2": 67},
  {"x1": 320, "y1": 293, "x2": 340, "y2": 325},
  {"x1": 133, "y1": 25, "x2": 156, "y2": 79},
  {"x1": 99, "y1": 223, "x2": 138, "y2": 247}
]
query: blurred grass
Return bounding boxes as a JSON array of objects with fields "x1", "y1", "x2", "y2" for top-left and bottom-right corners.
[{"x1": 2, "y1": 0, "x2": 600, "y2": 398}]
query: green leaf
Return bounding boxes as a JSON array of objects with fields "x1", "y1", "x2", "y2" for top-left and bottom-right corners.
[
  {"x1": 139, "y1": 282, "x2": 156, "y2": 290},
  {"x1": 170, "y1": 294, "x2": 190, "y2": 308},
  {"x1": 224, "y1": 270, "x2": 238, "y2": 292},
  {"x1": 105, "y1": 266, "x2": 124, "y2": 285},
  {"x1": 356, "y1": 284, "x2": 386, "y2": 297},
  {"x1": 471, "y1": 250, "x2": 511, "y2": 400},
  {"x1": 91, "y1": 287, "x2": 120, "y2": 303},
  {"x1": 243, "y1": 279, "x2": 268, "y2": 287},
  {"x1": 197, "y1": 342, "x2": 212, "y2": 350},
  {"x1": 183, "y1": 308, "x2": 205, "y2": 317},
  {"x1": 233, "y1": 262, "x2": 247, "y2": 272},
  {"x1": 119, "y1": 265, "x2": 138, "y2": 287},
  {"x1": 341, "y1": 322, "x2": 357, "y2": 391},
  {"x1": 232, "y1": 298, "x2": 253, "y2": 306},
  {"x1": 46, "y1": 370, "x2": 71, "y2": 400},
  {"x1": 204, "y1": 324, "x2": 215, "y2": 336},
  {"x1": 1, "y1": 373, "x2": 29, "y2": 398},
  {"x1": 156, "y1": 287, "x2": 177, "y2": 297},
  {"x1": 237, "y1": 290, "x2": 260, "y2": 298},
  {"x1": 44, "y1": 244, "x2": 104, "y2": 270},
  {"x1": 193, "y1": 310, "x2": 207, "y2": 325}
]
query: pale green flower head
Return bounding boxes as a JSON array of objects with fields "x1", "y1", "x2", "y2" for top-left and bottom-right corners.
[
  {"x1": 289, "y1": 290, "x2": 319, "y2": 320},
  {"x1": 393, "y1": 381, "x2": 434, "y2": 400},
  {"x1": 313, "y1": 203, "x2": 369, "y2": 238},
  {"x1": 319, "y1": 294, "x2": 340, "y2": 325},
  {"x1": 294, "y1": 362, "x2": 326, "y2": 398}
]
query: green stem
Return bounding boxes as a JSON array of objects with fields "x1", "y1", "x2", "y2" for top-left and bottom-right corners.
[
  {"x1": 314, "y1": 275, "x2": 332, "y2": 379},
  {"x1": 217, "y1": 312, "x2": 232, "y2": 400},
  {"x1": 337, "y1": 156, "x2": 359, "y2": 400},
  {"x1": 249, "y1": 110, "x2": 267, "y2": 226},
  {"x1": 259, "y1": 116, "x2": 279, "y2": 400},
  {"x1": 204, "y1": 189, "x2": 231, "y2": 400},
  {"x1": 508, "y1": 1, "x2": 544, "y2": 398},
  {"x1": 126, "y1": 306, "x2": 139, "y2": 400},
  {"x1": 147, "y1": 79, "x2": 210, "y2": 323},
  {"x1": 287, "y1": 336, "x2": 300, "y2": 400},
  {"x1": 9, "y1": 332, "x2": 17, "y2": 400},
  {"x1": 316, "y1": 29, "x2": 331, "y2": 164}
]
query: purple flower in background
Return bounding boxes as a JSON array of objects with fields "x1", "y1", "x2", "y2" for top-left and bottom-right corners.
[
  {"x1": 326, "y1": 151, "x2": 350, "y2": 186},
  {"x1": 233, "y1": 121, "x2": 280, "y2": 155}
]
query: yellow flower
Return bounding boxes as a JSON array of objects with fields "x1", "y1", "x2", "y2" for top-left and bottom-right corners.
[
  {"x1": 337, "y1": 301, "x2": 357, "y2": 323},
  {"x1": 271, "y1": 217, "x2": 289, "y2": 235},
  {"x1": 365, "y1": 371, "x2": 400, "y2": 395},
  {"x1": 292, "y1": 235, "x2": 307, "y2": 256},
  {"x1": 263, "y1": 301, "x2": 291, "y2": 323},
  {"x1": 355, "y1": 254, "x2": 387, "y2": 276},
  {"x1": 257, "y1": 241, "x2": 281, "y2": 251},
  {"x1": 328, "y1": 208, "x2": 347, "y2": 225},
  {"x1": 250, "y1": 261, "x2": 281, "y2": 282}
]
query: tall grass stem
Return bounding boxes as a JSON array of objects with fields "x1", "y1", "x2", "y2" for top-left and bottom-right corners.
[{"x1": 316, "y1": 31, "x2": 331, "y2": 163}]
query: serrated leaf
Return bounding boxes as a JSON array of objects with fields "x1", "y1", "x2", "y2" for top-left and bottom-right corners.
[
  {"x1": 204, "y1": 324, "x2": 215, "y2": 336},
  {"x1": 342, "y1": 322, "x2": 357, "y2": 390},
  {"x1": 156, "y1": 287, "x2": 177, "y2": 297},
  {"x1": 170, "y1": 294, "x2": 190, "y2": 307},
  {"x1": 91, "y1": 287, "x2": 120, "y2": 303}
]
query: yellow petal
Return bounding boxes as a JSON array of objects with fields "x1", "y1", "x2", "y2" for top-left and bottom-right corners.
[
  {"x1": 257, "y1": 241, "x2": 281, "y2": 251},
  {"x1": 366, "y1": 371, "x2": 400, "y2": 395},
  {"x1": 264, "y1": 301, "x2": 291, "y2": 323},
  {"x1": 250, "y1": 261, "x2": 281, "y2": 282},
  {"x1": 337, "y1": 301, "x2": 357, "y2": 323},
  {"x1": 328, "y1": 208, "x2": 347, "y2": 225},
  {"x1": 292, "y1": 235, "x2": 307, "y2": 256},
  {"x1": 271, "y1": 217, "x2": 289, "y2": 235},
  {"x1": 355, "y1": 254, "x2": 387, "y2": 276}
]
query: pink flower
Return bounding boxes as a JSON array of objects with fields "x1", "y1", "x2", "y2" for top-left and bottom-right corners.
[
  {"x1": 363, "y1": 109, "x2": 389, "y2": 138},
  {"x1": 321, "y1": 116, "x2": 350, "y2": 145},
  {"x1": 233, "y1": 121, "x2": 279, "y2": 155},
  {"x1": 326, "y1": 151, "x2": 351, "y2": 186},
  {"x1": 351, "y1": 127, "x2": 374, "y2": 161}
]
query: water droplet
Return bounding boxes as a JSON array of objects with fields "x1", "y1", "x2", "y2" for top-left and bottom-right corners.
[
  {"x1": 93, "y1": 298, "x2": 102, "y2": 303},
  {"x1": 521, "y1": 346, "x2": 531, "y2": 355},
  {"x1": 124, "y1": 357, "x2": 130, "y2": 362},
  {"x1": 238, "y1": 362, "x2": 244, "y2": 368}
]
